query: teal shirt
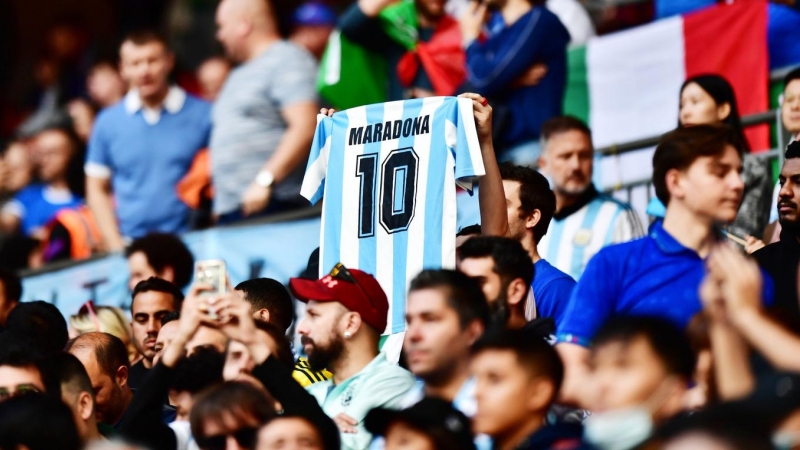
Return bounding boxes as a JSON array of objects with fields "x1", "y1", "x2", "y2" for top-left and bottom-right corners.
[{"x1": 306, "y1": 353, "x2": 416, "y2": 450}]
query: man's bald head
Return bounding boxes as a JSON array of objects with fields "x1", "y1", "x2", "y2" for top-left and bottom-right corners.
[
  {"x1": 66, "y1": 332, "x2": 130, "y2": 378},
  {"x1": 65, "y1": 333, "x2": 130, "y2": 425},
  {"x1": 216, "y1": 0, "x2": 278, "y2": 62}
]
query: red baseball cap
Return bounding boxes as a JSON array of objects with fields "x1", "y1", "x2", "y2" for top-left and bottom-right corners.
[{"x1": 289, "y1": 263, "x2": 389, "y2": 333}]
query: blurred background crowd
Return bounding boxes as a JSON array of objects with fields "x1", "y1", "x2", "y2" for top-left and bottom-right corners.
[{"x1": 0, "y1": 0, "x2": 797, "y2": 272}]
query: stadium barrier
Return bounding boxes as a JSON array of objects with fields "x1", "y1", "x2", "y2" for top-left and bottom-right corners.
[{"x1": 20, "y1": 206, "x2": 322, "y2": 318}]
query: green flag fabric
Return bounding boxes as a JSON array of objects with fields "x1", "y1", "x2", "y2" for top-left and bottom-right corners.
[{"x1": 317, "y1": 0, "x2": 417, "y2": 110}]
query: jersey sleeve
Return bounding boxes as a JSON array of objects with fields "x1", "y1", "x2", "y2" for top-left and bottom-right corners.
[
  {"x1": 610, "y1": 206, "x2": 645, "y2": 244},
  {"x1": 555, "y1": 250, "x2": 620, "y2": 347},
  {"x1": 448, "y1": 98, "x2": 485, "y2": 191},
  {"x1": 85, "y1": 111, "x2": 114, "y2": 179},
  {"x1": 301, "y1": 114, "x2": 333, "y2": 204}
]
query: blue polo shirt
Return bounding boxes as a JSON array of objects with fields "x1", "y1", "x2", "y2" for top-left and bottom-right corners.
[
  {"x1": 531, "y1": 259, "x2": 576, "y2": 329},
  {"x1": 85, "y1": 87, "x2": 211, "y2": 238},
  {"x1": 556, "y1": 221, "x2": 774, "y2": 347}
]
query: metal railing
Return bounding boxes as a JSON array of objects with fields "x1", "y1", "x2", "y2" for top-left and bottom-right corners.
[{"x1": 600, "y1": 108, "x2": 785, "y2": 206}]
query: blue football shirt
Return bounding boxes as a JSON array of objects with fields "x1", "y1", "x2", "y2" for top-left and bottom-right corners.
[
  {"x1": 302, "y1": 97, "x2": 485, "y2": 333},
  {"x1": 556, "y1": 221, "x2": 775, "y2": 347}
]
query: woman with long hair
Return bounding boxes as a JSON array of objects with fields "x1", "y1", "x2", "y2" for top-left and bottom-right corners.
[{"x1": 647, "y1": 74, "x2": 773, "y2": 250}]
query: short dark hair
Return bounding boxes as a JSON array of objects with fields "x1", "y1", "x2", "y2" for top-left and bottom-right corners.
[
  {"x1": 0, "y1": 331, "x2": 61, "y2": 398},
  {"x1": 121, "y1": 29, "x2": 170, "y2": 50},
  {"x1": 39, "y1": 352, "x2": 93, "y2": 400},
  {"x1": 131, "y1": 277, "x2": 184, "y2": 313},
  {"x1": 0, "y1": 268, "x2": 22, "y2": 303},
  {"x1": 6, "y1": 301, "x2": 68, "y2": 354},
  {"x1": 0, "y1": 330, "x2": 44, "y2": 371},
  {"x1": 171, "y1": 347, "x2": 225, "y2": 395},
  {"x1": 652, "y1": 124, "x2": 744, "y2": 206},
  {"x1": 161, "y1": 311, "x2": 180, "y2": 326},
  {"x1": 125, "y1": 233, "x2": 194, "y2": 288},
  {"x1": 784, "y1": 67, "x2": 800, "y2": 90},
  {"x1": 472, "y1": 327, "x2": 563, "y2": 402},
  {"x1": 499, "y1": 163, "x2": 556, "y2": 243},
  {"x1": 235, "y1": 278, "x2": 294, "y2": 333},
  {"x1": 0, "y1": 393, "x2": 82, "y2": 450},
  {"x1": 592, "y1": 316, "x2": 695, "y2": 380},
  {"x1": 456, "y1": 224, "x2": 482, "y2": 237},
  {"x1": 541, "y1": 115, "x2": 592, "y2": 144},
  {"x1": 786, "y1": 141, "x2": 800, "y2": 160},
  {"x1": 408, "y1": 270, "x2": 489, "y2": 329},
  {"x1": 457, "y1": 236, "x2": 534, "y2": 291},
  {"x1": 190, "y1": 381, "x2": 277, "y2": 440},
  {"x1": 65, "y1": 332, "x2": 130, "y2": 377}
]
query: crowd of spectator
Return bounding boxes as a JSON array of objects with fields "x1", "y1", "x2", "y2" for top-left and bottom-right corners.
[
  {"x1": 2, "y1": 0, "x2": 800, "y2": 449},
  {"x1": 0, "y1": 0, "x2": 616, "y2": 272}
]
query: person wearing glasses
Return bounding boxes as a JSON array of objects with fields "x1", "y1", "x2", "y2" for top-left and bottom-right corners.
[
  {"x1": 190, "y1": 381, "x2": 276, "y2": 450},
  {"x1": 289, "y1": 263, "x2": 416, "y2": 450},
  {"x1": 0, "y1": 336, "x2": 46, "y2": 403}
]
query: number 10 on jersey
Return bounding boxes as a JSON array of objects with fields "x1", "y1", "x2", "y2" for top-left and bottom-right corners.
[{"x1": 356, "y1": 148, "x2": 419, "y2": 238}]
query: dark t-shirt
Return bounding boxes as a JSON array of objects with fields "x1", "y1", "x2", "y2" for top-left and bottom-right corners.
[
  {"x1": 753, "y1": 229, "x2": 800, "y2": 329},
  {"x1": 128, "y1": 359, "x2": 149, "y2": 390}
]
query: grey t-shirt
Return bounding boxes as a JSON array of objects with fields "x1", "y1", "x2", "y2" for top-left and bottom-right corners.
[{"x1": 210, "y1": 41, "x2": 318, "y2": 215}]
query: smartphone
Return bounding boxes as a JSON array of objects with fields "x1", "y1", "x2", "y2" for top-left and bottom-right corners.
[{"x1": 194, "y1": 259, "x2": 227, "y2": 297}]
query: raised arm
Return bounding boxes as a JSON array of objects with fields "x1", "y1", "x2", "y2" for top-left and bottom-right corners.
[
  {"x1": 214, "y1": 294, "x2": 340, "y2": 449},
  {"x1": 459, "y1": 93, "x2": 508, "y2": 237},
  {"x1": 241, "y1": 101, "x2": 319, "y2": 216},
  {"x1": 708, "y1": 244, "x2": 800, "y2": 372},
  {"x1": 338, "y1": 0, "x2": 397, "y2": 52},
  {"x1": 119, "y1": 285, "x2": 220, "y2": 450},
  {"x1": 86, "y1": 176, "x2": 124, "y2": 252}
]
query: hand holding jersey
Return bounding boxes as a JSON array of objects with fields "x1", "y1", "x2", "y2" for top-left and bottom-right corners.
[{"x1": 303, "y1": 96, "x2": 486, "y2": 338}]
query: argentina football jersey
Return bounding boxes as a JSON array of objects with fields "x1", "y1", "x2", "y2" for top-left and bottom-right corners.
[{"x1": 302, "y1": 97, "x2": 485, "y2": 334}]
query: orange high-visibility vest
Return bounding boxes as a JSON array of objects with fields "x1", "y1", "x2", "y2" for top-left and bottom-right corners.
[{"x1": 47, "y1": 206, "x2": 102, "y2": 260}]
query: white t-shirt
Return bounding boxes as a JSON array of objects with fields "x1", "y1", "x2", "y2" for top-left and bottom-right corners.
[{"x1": 169, "y1": 421, "x2": 199, "y2": 450}]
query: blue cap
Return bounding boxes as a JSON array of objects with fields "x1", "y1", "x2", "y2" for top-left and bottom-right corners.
[{"x1": 293, "y1": 2, "x2": 337, "y2": 27}]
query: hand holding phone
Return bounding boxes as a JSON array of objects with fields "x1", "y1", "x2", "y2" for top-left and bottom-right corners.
[{"x1": 194, "y1": 260, "x2": 227, "y2": 319}]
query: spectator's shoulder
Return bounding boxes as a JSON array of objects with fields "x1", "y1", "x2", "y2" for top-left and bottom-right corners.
[
  {"x1": 537, "y1": 260, "x2": 576, "y2": 286},
  {"x1": 305, "y1": 378, "x2": 333, "y2": 397},
  {"x1": 752, "y1": 241, "x2": 782, "y2": 265},
  {"x1": 536, "y1": 5, "x2": 570, "y2": 32},
  {"x1": 181, "y1": 93, "x2": 213, "y2": 119},
  {"x1": 279, "y1": 40, "x2": 318, "y2": 67},
  {"x1": 93, "y1": 100, "x2": 128, "y2": 125},
  {"x1": 15, "y1": 183, "x2": 44, "y2": 201},
  {"x1": 182, "y1": 92, "x2": 211, "y2": 110},
  {"x1": 585, "y1": 235, "x2": 649, "y2": 269},
  {"x1": 364, "y1": 361, "x2": 415, "y2": 389},
  {"x1": 595, "y1": 192, "x2": 636, "y2": 212},
  {"x1": 537, "y1": 4, "x2": 560, "y2": 20}
]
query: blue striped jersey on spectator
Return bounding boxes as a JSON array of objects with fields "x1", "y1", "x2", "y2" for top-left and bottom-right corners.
[{"x1": 538, "y1": 190, "x2": 644, "y2": 280}]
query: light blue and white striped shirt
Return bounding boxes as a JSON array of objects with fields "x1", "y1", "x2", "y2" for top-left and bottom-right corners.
[
  {"x1": 302, "y1": 97, "x2": 485, "y2": 334},
  {"x1": 539, "y1": 187, "x2": 644, "y2": 281}
]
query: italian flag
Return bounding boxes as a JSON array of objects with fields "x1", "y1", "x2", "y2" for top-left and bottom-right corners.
[{"x1": 564, "y1": 1, "x2": 770, "y2": 152}]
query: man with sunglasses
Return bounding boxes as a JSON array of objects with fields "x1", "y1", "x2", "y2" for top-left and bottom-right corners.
[
  {"x1": 290, "y1": 263, "x2": 416, "y2": 450},
  {"x1": 0, "y1": 342, "x2": 46, "y2": 403}
]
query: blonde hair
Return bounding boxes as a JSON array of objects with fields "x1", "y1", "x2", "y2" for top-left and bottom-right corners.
[{"x1": 70, "y1": 306, "x2": 139, "y2": 363}]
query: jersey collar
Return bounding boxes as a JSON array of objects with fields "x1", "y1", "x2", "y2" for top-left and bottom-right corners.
[
  {"x1": 553, "y1": 184, "x2": 599, "y2": 221},
  {"x1": 124, "y1": 86, "x2": 187, "y2": 124}
]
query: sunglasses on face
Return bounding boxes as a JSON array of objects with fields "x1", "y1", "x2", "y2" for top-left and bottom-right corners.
[
  {"x1": 196, "y1": 426, "x2": 258, "y2": 450},
  {"x1": 0, "y1": 384, "x2": 41, "y2": 401},
  {"x1": 329, "y1": 262, "x2": 374, "y2": 308}
]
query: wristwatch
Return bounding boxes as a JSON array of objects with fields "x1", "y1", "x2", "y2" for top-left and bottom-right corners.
[{"x1": 255, "y1": 170, "x2": 275, "y2": 188}]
